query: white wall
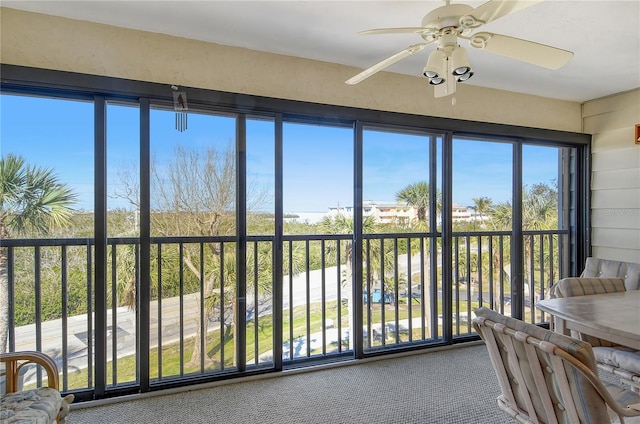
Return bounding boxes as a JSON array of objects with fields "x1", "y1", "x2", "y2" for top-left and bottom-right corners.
[
  {"x1": 583, "y1": 89, "x2": 640, "y2": 263},
  {"x1": 0, "y1": 7, "x2": 582, "y2": 132}
]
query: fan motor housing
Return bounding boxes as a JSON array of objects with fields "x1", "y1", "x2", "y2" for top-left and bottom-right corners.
[{"x1": 421, "y1": 4, "x2": 474, "y2": 31}]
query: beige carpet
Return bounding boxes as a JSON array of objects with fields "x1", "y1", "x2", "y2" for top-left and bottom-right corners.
[{"x1": 68, "y1": 344, "x2": 515, "y2": 424}]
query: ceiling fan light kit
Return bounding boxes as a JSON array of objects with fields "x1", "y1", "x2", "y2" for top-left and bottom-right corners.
[
  {"x1": 346, "y1": 0, "x2": 573, "y2": 100},
  {"x1": 423, "y1": 46, "x2": 474, "y2": 88},
  {"x1": 450, "y1": 47, "x2": 473, "y2": 81},
  {"x1": 423, "y1": 49, "x2": 446, "y2": 82}
]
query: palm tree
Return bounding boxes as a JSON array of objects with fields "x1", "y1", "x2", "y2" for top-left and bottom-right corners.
[
  {"x1": 396, "y1": 182, "x2": 434, "y2": 226},
  {"x1": 522, "y1": 183, "x2": 558, "y2": 230},
  {"x1": 488, "y1": 182, "x2": 558, "y2": 307},
  {"x1": 489, "y1": 182, "x2": 557, "y2": 231},
  {"x1": 318, "y1": 214, "x2": 378, "y2": 349},
  {"x1": 522, "y1": 182, "x2": 558, "y2": 298},
  {"x1": 395, "y1": 181, "x2": 439, "y2": 335},
  {"x1": 0, "y1": 154, "x2": 77, "y2": 354},
  {"x1": 470, "y1": 196, "x2": 493, "y2": 229}
]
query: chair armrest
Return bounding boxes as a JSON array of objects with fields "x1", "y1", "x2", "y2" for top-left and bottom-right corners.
[{"x1": 1, "y1": 351, "x2": 60, "y2": 393}]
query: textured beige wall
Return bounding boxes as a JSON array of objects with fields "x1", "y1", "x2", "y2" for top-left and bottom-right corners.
[
  {"x1": 584, "y1": 89, "x2": 640, "y2": 263},
  {"x1": 1, "y1": 7, "x2": 582, "y2": 132}
]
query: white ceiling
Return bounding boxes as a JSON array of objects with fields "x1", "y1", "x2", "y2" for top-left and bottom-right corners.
[{"x1": 4, "y1": 0, "x2": 640, "y2": 102}]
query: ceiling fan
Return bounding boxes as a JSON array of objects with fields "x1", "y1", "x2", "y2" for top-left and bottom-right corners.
[{"x1": 345, "y1": 0, "x2": 573, "y2": 98}]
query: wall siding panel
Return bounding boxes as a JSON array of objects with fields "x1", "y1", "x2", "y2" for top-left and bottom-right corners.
[
  {"x1": 584, "y1": 88, "x2": 640, "y2": 263},
  {"x1": 592, "y1": 246, "x2": 640, "y2": 263},
  {"x1": 582, "y1": 89, "x2": 640, "y2": 116},
  {"x1": 583, "y1": 107, "x2": 640, "y2": 134},
  {"x1": 591, "y1": 168, "x2": 640, "y2": 190},
  {"x1": 592, "y1": 147, "x2": 640, "y2": 171},
  {"x1": 592, "y1": 209, "x2": 640, "y2": 229},
  {"x1": 590, "y1": 127, "x2": 639, "y2": 153},
  {"x1": 591, "y1": 188, "x2": 639, "y2": 209},
  {"x1": 592, "y1": 228, "x2": 640, "y2": 252}
]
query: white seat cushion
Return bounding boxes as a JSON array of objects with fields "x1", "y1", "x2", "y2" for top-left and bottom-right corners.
[
  {"x1": 594, "y1": 346, "x2": 640, "y2": 374},
  {"x1": 0, "y1": 387, "x2": 62, "y2": 424}
]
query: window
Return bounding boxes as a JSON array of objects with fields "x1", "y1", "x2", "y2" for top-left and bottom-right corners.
[{"x1": 0, "y1": 67, "x2": 589, "y2": 400}]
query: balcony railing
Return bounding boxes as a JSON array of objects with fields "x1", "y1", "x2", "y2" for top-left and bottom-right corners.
[{"x1": 3, "y1": 228, "x2": 567, "y2": 397}]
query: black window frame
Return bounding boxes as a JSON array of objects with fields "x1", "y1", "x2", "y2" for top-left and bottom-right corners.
[{"x1": 0, "y1": 64, "x2": 591, "y2": 400}]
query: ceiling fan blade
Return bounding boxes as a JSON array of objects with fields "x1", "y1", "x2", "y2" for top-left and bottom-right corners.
[
  {"x1": 346, "y1": 43, "x2": 429, "y2": 85},
  {"x1": 468, "y1": 32, "x2": 573, "y2": 70},
  {"x1": 463, "y1": 0, "x2": 542, "y2": 27},
  {"x1": 358, "y1": 27, "x2": 434, "y2": 36}
]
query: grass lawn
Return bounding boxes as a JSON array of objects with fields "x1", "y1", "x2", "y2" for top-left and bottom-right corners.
[{"x1": 55, "y1": 298, "x2": 485, "y2": 390}]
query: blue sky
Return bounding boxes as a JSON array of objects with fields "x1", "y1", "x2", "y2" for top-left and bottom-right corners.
[{"x1": 1, "y1": 94, "x2": 559, "y2": 213}]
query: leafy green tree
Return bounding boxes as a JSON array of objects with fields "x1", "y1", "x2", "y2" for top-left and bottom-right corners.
[
  {"x1": 151, "y1": 144, "x2": 237, "y2": 366},
  {"x1": 116, "y1": 143, "x2": 283, "y2": 367},
  {"x1": 0, "y1": 154, "x2": 77, "y2": 353}
]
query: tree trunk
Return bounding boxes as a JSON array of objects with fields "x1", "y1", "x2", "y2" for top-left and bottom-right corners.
[
  {"x1": 0, "y1": 245, "x2": 8, "y2": 354},
  {"x1": 346, "y1": 242, "x2": 354, "y2": 351},
  {"x1": 492, "y1": 250, "x2": 502, "y2": 312},
  {"x1": 232, "y1": 297, "x2": 237, "y2": 368},
  {"x1": 422, "y1": 239, "x2": 432, "y2": 337},
  {"x1": 0, "y1": 222, "x2": 9, "y2": 354},
  {"x1": 525, "y1": 243, "x2": 534, "y2": 304},
  {"x1": 188, "y1": 299, "x2": 214, "y2": 368},
  {"x1": 183, "y1": 254, "x2": 215, "y2": 368}
]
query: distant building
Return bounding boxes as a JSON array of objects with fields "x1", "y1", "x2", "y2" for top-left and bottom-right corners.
[
  {"x1": 328, "y1": 201, "x2": 418, "y2": 225},
  {"x1": 452, "y1": 203, "x2": 491, "y2": 223},
  {"x1": 452, "y1": 203, "x2": 472, "y2": 222},
  {"x1": 292, "y1": 201, "x2": 489, "y2": 226},
  {"x1": 283, "y1": 212, "x2": 327, "y2": 224}
]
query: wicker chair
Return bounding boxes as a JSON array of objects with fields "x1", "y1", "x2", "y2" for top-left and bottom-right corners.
[
  {"x1": 550, "y1": 270, "x2": 640, "y2": 392},
  {"x1": 1, "y1": 351, "x2": 74, "y2": 424},
  {"x1": 473, "y1": 307, "x2": 640, "y2": 424}
]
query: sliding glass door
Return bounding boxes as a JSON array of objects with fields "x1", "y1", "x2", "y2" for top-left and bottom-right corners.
[
  {"x1": 0, "y1": 73, "x2": 588, "y2": 400},
  {"x1": 148, "y1": 108, "x2": 238, "y2": 380},
  {"x1": 281, "y1": 122, "x2": 353, "y2": 360}
]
